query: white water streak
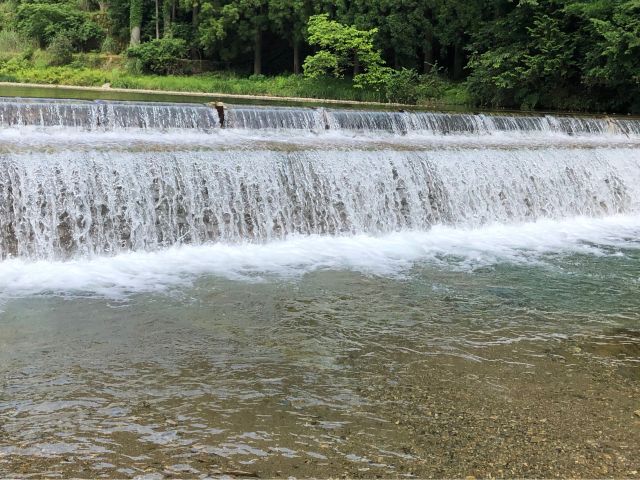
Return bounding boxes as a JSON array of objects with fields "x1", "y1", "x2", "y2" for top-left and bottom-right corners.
[
  {"x1": 1, "y1": 215, "x2": 639, "y2": 297},
  {"x1": 1, "y1": 148, "x2": 639, "y2": 259}
]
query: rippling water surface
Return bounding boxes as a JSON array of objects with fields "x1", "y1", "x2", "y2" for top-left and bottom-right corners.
[{"x1": 2, "y1": 244, "x2": 639, "y2": 477}]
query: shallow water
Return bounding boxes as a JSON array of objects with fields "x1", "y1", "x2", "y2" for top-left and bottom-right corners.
[
  {"x1": 1, "y1": 248, "x2": 639, "y2": 477},
  {"x1": 0, "y1": 83, "x2": 473, "y2": 111}
]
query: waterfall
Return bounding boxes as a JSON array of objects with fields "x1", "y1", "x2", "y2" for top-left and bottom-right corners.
[
  {"x1": 0, "y1": 97, "x2": 220, "y2": 130},
  {"x1": 223, "y1": 104, "x2": 640, "y2": 136},
  {"x1": 0, "y1": 97, "x2": 639, "y2": 261},
  {"x1": 1, "y1": 148, "x2": 638, "y2": 260},
  {"x1": 224, "y1": 105, "x2": 327, "y2": 130},
  {"x1": 1, "y1": 97, "x2": 639, "y2": 136}
]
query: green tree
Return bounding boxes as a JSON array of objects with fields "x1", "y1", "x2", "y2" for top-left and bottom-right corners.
[
  {"x1": 15, "y1": 2, "x2": 103, "y2": 49},
  {"x1": 431, "y1": 0, "x2": 489, "y2": 80},
  {"x1": 338, "y1": 0, "x2": 430, "y2": 71},
  {"x1": 303, "y1": 13, "x2": 391, "y2": 90},
  {"x1": 162, "y1": 0, "x2": 174, "y2": 36},
  {"x1": 571, "y1": 0, "x2": 640, "y2": 111},
  {"x1": 466, "y1": 0, "x2": 639, "y2": 112}
]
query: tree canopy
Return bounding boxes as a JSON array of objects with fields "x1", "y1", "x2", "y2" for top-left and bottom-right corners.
[
  {"x1": 0, "y1": 0, "x2": 638, "y2": 112},
  {"x1": 303, "y1": 14, "x2": 390, "y2": 90}
]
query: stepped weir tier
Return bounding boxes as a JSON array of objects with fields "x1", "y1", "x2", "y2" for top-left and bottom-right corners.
[
  {"x1": 1, "y1": 98, "x2": 640, "y2": 260},
  {"x1": 0, "y1": 97, "x2": 639, "y2": 478}
]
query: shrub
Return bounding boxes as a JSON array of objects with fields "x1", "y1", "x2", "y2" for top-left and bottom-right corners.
[
  {"x1": 0, "y1": 2, "x2": 16, "y2": 30},
  {"x1": 32, "y1": 49, "x2": 52, "y2": 69},
  {"x1": 125, "y1": 57, "x2": 144, "y2": 75},
  {"x1": 384, "y1": 68, "x2": 419, "y2": 104},
  {"x1": 15, "y1": 3, "x2": 103, "y2": 50},
  {"x1": 126, "y1": 38, "x2": 187, "y2": 75},
  {"x1": 100, "y1": 36, "x2": 119, "y2": 54},
  {"x1": 70, "y1": 52, "x2": 109, "y2": 69},
  {"x1": 415, "y1": 73, "x2": 448, "y2": 101},
  {"x1": 0, "y1": 57, "x2": 30, "y2": 76},
  {"x1": 0, "y1": 30, "x2": 36, "y2": 62},
  {"x1": 47, "y1": 35, "x2": 74, "y2": 66},
  {"x1": 0, "y1": 30, "x2": 26, "y2": 54}
]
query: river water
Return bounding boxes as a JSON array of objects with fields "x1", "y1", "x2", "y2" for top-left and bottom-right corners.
[{"x1": 0, "y1": 99, "x2": 638, "y2": 478}]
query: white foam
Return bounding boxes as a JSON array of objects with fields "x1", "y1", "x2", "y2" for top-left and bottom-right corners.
[
  {"x1": 1, "y1": 215, "x2": 638, "y2": 298},
  {"x1": 1, "y1": 125, "x2": 639, "y2": 151}
]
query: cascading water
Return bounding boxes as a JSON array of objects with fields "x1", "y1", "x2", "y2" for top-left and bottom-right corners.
[
  {"x1": 0, "y1": 98, "x2": 639, "y2": 264},
  {"x1": 224, "y1": 105, "x2": 327, "y2": 130},
  {"x1": 1, "y1": 148, "x2": 638, "y2": 260},
  {"x1": 223, "y1": 103, "x2": 640, "y2": 136},
  {"x1": 0, "y1": 97, "x2": 220, "y2": 130}
]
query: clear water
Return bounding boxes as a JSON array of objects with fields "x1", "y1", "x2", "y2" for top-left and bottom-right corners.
[{"x1": 0, "y1": 99, "x2": 639, "y2": 478}]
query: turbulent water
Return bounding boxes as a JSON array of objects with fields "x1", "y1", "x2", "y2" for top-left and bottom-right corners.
[
  {"x1": 1, "y1": 98, "x2": 640, "y2": 267},
  {"x1": 0, "y1": 97, "x2": 219, "y2": 131},
  {"x1": 1, "y1": 147, "x2": 639, "y2": 261},
  {"x1": 226, "y1": 103, "x2": 640, "y2": 135}
]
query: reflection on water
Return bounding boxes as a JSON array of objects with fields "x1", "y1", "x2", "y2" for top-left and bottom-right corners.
[
  {"x1": 0, "y1": 84, "x2": 470, "y2": 111},
  {"x1": 1, "y1": 252, "x2": 639, "y2": 477}
]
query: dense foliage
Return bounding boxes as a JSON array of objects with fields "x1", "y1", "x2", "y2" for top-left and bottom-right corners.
[
  {"x1": 303, "y1": 14, "x2": 391, "y2": 91},
  {"x1": 467, "y1": 0, "x2": 640, "y2": 112},
  {"x1": 46, "y1": 34, "x2": 75, "y2": 66},
  {"x1": 0, "y1": 0, "x2": 638, "y2": 112},
  {"x1": 14, "y1": 2, "x2": 103, "y2": 49},
  {"x1": 126, "y1": 37, "x2": 187, "y2": 74}
]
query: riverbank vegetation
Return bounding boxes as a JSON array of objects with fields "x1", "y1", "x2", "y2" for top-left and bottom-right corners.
[
  {"x1": 0, "y1": 0, "x2": 638, "y2": 112},
  {"x1": 0, "y1": 55, "x2": 468, "y2": 104}
]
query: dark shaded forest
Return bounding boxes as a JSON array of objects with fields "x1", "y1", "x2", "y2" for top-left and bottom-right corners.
[{"x1": 1, "y1": 0, "x2": 639, "y2": 112}]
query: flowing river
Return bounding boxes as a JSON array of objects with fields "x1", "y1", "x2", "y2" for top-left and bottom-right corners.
[{"x1": 0, "y1": 98, "x2": 638, "y2": 478}]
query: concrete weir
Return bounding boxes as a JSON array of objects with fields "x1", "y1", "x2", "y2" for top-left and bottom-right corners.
[{"x1": 0, "y1": 96, "x2": 639, "y2": 260}]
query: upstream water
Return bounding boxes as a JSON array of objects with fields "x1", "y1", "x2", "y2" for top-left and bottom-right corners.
[{"x1": 0, "y1": 98, "x2": 639, "y2": 478}]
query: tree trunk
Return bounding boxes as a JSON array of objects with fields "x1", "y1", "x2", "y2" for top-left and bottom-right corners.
[
  {"x1": 423, "y1": 31, "x2": 434, "y2": 74},
  {"x1": 453, "y1": 41, "x2": 464, "y2": 80},
  {"x1": 293, "y1": 40, "x2": 300, "y2": 74},
  {"x1": 254, "y1": 28, "x2": 262, "y2": 75},
  {"x1": 155, "y1": 0, "x2": 160, "y2": 39},
  {"x1": 191, "y1": 2, "x2": 199, "y2": 30},
  {"x1": 191, "y1": 1, "x2": 199, "y2": 59},
  {"x1": 353, "y1": 55, "x2": 360, "y2": 76},
  {"x1": 163, "y1": 0, "x2": 172, "y2": 36},
  {"x1": 130, "y1": 0, "x2": 142, "y2": 46},
  {"x1": 130, "y1": 26, "x2": 141, "y2": 45}
]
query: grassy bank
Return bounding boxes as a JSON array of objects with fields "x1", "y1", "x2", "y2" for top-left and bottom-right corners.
[{"x1": 0, "y1": 56, "x2": 470, "y2": 107}]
